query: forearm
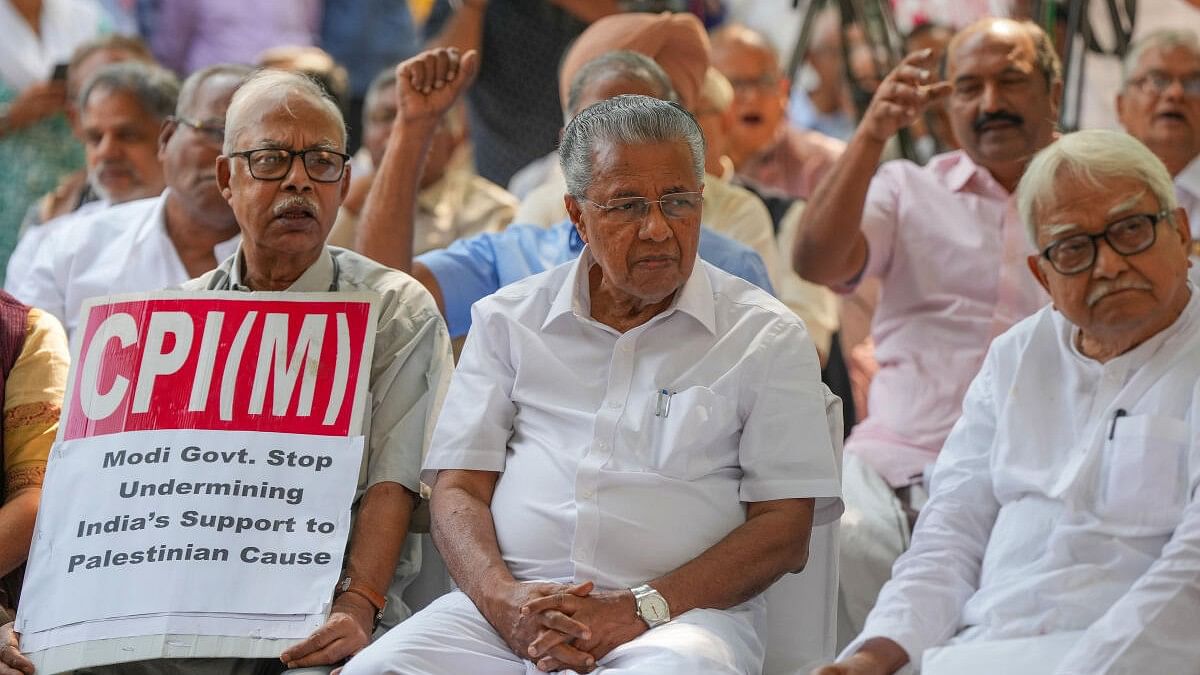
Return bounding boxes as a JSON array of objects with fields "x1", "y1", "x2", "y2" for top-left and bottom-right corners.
[
  {"x1": 793, "y1": 131, "x2": 886, "y2": 286},
  {"x1": 342, "y1": 482, "x2": 415, "y2": 601},
  {"x1": 650, "y1": 499, "x2": 814, "y2": 617},
  {"x1": 356, "y1": 118, "x2": 438, "y2": 271},
  {"x1": 0, "y1": 489, "x2": 39, "y2": 578},
  {"x1": 425, "y1": 1, "x2": 487, "y2": 52},
  {"x1": 430, "y1": 480, "x2": 515, "y2": 614}
]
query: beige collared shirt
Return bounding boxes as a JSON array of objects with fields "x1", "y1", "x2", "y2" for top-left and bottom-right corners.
[
  {"x1": 186, "y1": 245, "x2": 453, "y2": 499},
  {"x1": 185, "y1": 246, "x2": 454, "y2": 624}
]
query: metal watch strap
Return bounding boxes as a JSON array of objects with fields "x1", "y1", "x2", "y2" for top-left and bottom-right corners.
[{"x1": 631, "y1": 583, "x2": 670, "y2": 628}]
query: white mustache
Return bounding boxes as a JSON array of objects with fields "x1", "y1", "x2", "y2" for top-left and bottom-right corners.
[
  {"x1": 1087, "y1": 278, "x2": 1153, "y2": 307},
  {"x1": 272, "y1": 195, "x2": 317, "y2": 217}
]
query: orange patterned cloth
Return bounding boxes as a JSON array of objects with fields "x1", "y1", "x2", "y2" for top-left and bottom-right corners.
[{"x1": 3, "y1": 307, "x2": 68, "y2": 498}]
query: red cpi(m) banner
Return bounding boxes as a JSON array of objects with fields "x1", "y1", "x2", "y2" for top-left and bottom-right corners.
[{"x1": 65, "y1": 295, "x2": 373, "y2": 440}]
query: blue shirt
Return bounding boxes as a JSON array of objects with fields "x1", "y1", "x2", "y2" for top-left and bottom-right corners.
[{"x1": 418, "y1": 220, "x2": 774, "y2": 338}]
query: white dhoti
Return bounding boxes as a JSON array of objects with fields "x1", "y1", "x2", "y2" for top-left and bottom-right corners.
[
  {"x1": 837, "y1": 453, "x2": 912, "y2": 649},
  {"x1": 341, "y1": 590, "x2": 765, "y2": 675}
]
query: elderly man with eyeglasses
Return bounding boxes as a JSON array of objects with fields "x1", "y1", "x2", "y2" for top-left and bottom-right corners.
[
  {"x1": 338, "y1": 51, "x2": 842, "y2": 675},
  {"x1": 1116, "y1": 28, "x2": 1200, "y2": 284},
  {"x1": 8, "y1": 64, "x2": 250, "y2": 338},
  {"x1": 814, "y1": 129, "x2": 1200, "y2": 675},
  {"x1": 0, "y1": 65, "x2": 454, "y2": 675}
]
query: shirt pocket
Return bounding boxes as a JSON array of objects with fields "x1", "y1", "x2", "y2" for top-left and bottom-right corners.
[
  {"x1": 643, "y1": 386, "x2": 740, "y2": 481},
  {"x1": 1098, "y1": 413, "x2": 1189, "y2": 531}
]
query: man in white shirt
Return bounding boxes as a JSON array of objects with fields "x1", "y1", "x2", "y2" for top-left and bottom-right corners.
[
  {"x1": 5, "y1": 60, "x2": 177, "y2": 286},
  {"x1": 1115, "y1": 28, "x2": 1200, "y2": 282},
  {"x1": 342, "y1": 76, "x2": 842, "y2": 674},
  {"x1": 816, "y1": 130, "x2": 1199, "y2": 675},
  {"x1": 8, "y1": 64, "x2": 250, "y2": 337}
]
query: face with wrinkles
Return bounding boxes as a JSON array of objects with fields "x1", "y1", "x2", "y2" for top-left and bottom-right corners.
[
  {"x1": 162, "y1": 74, "x2": 241, "y2": 226},
  {"x1": 1117, "y1": 44, "x2": 1200, "y2": 166},
  {"x1": 565, "y1": 140, "x2": 702, "y2": 307},
  {"x1": 945, "y1": 22, "x2": 1059, "y2": 170},
  {"x1": 81, "y1": 87, "x2": 165, "y2": 203},
  {"x1": 218, "y1": 91, "x2": 349, "y2": 262},
  {"x1": 1027, "y1": 173, "x2": 1191, "y2": 349}
]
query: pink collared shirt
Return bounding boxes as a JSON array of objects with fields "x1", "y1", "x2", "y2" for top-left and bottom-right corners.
[
  {"x1": 847, "y1": 151, "x2": 1048, "y2": 487},
  {"x1": 736, "y1": 126, "x2": 846, "y2": 200}
]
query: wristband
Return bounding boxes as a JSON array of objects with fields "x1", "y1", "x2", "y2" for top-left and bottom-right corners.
[{"x1": 336, "y1": 577, "x2": 387, "y2": 629}]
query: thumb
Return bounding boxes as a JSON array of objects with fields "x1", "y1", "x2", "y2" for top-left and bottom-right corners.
[
  {"x1": 456, "y1": 49, "x2": 481, "y2": 91},
  {"x1": 567, "y1": 580, "x2": 594, "y2": 596}
]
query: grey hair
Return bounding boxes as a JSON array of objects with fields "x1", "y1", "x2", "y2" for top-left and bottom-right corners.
[
  {"x1": 177, "y1": 63, "x2": 253, "y2": 117},
  {"x1": 79, "y1": 61, "x2": 180, "y2": 121},
  {"x1": 565, "y1": 51, "x2": 677, "y2": 122},
  {"x1": 1121, "y1": 29, "x2": 1200, "y2": 86},
  {"x1": 1017, "y1": 129, "x2": 1177, "y2": 247},
  {"x1": 560, "y1": 94, "x2": 705, "y2": 197},
  {"x1": 222, "y1": 69, "x2": 347, "y2": 154}
]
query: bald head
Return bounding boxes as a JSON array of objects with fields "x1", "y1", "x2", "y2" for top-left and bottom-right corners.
[
  {"x1": 711, "y1": 24, "x2": 781, "y2": 77},
  {"x1": 946, "y1": 18, "x2": 1060, "y2": 88}
]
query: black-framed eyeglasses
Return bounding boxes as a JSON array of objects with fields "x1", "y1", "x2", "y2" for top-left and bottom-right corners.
[
  {"x1": 228, "y1": 147, "x2": 351, "y2": 183},
  {"x1": 1040, "y1": 210, "x2": 1170, "y2": 275},
  {"x1": 171, "y1": 116, "x2": 224, "y2": 143},
  {"x1": 578, "y1": 191, "x2": 702, "y2": 225},
  {"x1": 1131, "y1": 71, "x2": 1200, "y2": 98}
]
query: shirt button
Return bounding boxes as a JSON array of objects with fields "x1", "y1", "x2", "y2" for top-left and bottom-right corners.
[
  {"x1": 607, "y1": 400, "x2": 621, "y2": 409},
  {"x1": 581, "y1": 488, "x2": 595, "y2": 499},
  {"x1": 620, "y1": 343, "x2": 633, "y2": 353}
]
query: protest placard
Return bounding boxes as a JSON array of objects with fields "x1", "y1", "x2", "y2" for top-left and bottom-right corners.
[{"x1": 16, "y1": 291, "x2": 378, "y2": 667}]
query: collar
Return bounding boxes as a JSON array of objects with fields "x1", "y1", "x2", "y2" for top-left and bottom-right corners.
[
  {"x1": 542, "y1": 247, "x2": 716, "y2": 335},
  {"x1": 226, "y1": 244, "x2": 336, "y2": 292},
  {"x1": 134, "y1": 192, "x2": 172, "y2": 245},
  {"x1": 935, "y1": 150, "x2": 990, "y2": 194},
  {"x1": 149, "y1": 189, "x2": 241, "y2": 258}
]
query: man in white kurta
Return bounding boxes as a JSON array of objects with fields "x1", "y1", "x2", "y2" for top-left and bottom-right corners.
[
  {"x1": 6, "y1": 66, "x2": 249, "y2": 338},
  {"x1": 344, "y1": 92, "x2": 842, "y2": 675},
  {"x1": 817, "y1": 130, "x2": 1200, "y2": 675}
]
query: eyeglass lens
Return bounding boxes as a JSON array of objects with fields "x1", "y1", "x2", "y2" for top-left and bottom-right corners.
[
  {"x1": 247, "y1": 149, "x2": 346, "y2": 182},
  {"x1": 1046, "y1": 213, "x2": 1159, "y2": 274}
]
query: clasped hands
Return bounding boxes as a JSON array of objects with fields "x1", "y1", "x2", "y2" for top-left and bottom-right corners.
[{"x1": 486, "y1": 580, "x2": 647, "y2": 673}]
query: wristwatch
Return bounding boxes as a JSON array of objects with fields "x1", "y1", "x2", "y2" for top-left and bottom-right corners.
[
  {"x1": 631, "y1": 584, "x2": 671, "y2": 628},
  {"x1": 337, "y1": 576, "x2": 387, "y2": 629}
]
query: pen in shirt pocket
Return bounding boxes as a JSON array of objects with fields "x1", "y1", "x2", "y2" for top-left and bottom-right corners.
[
  {"x1": 1108, "y1": 408, "x2": 1127, "y2": 440},
  {"x1": 655, "y1": 389, "x2": 676, "y2": 418}
]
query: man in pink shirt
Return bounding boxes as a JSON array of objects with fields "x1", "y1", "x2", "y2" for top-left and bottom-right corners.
[
  {"x1": 710, "y1": 24, "x2": 846, "y2": 200},
  {"x1": 794, "y1": 17, "x2": 1059, "y2": 643}
]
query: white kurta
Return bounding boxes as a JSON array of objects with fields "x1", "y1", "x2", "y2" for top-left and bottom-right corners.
[
  {"x1": 846, "y1": 288, "x2": 1200, "y2": 673},
  {"x1": 6, "y1": 192, "x2": 239, "y2": 337},
  {"x1": 349, "y1": 250, "x2": 843, "y2": 674}
]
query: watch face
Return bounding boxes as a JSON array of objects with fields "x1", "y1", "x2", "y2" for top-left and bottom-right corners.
[{"x1": 641, "y1": 595, "x2": 669, "y2": 622}]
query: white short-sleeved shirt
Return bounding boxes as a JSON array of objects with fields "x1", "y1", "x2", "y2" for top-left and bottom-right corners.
[
  {"x1": 7, "y1": 192, "x2": 240, "y2": 338},
  {"x1": 423, "y1": 249, "x2": 843, "y2": 592},
  {"x1": 849, "y1": 289, "x2": 1200, "y2": 673}
]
